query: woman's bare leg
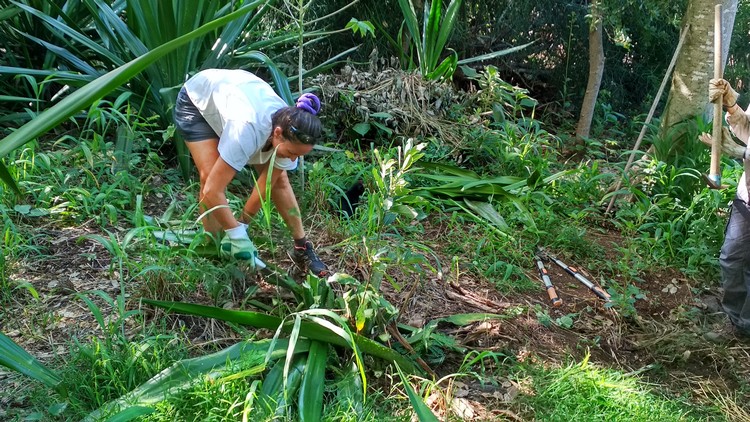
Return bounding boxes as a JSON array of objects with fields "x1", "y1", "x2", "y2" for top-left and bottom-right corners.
[{"x1": 185, "y1": 139, "x2": 223, "y2": 235}]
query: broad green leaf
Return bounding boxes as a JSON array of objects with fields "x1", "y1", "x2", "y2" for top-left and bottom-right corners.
[
  {"x1": 462, "y1": 175, "x2": 525, "y2": 188},
  {"x1": 284, "y1": 316, "x2": 303, "y2": 403},
  {"x1": 0, "y1": 66, "x2": 93, "y2": 84},
  {"x1": 462, "y1": 200, "x2": 509, "y2": 230},
  {"x1": 457, "y1": 40, "x2": 537, "y2": 65},
  {"x1": 103, "y1": 406, "x2": 155, "y2": 422},
  {"x1": 448, "y1": 200, "x2": 515, "y2": 240},
  {"x1": 345, "y1": 18, "x2": 375, "y2": 38},
  {"x1": 298, "y1": 341, "x2": 328, "y2": 422},
  {"x1": 151, "y1": 229, "x2": 201, "y2": 245},
  {"x1": 352, "y1": 122, "x2": 371, "y2": 136},
  {"x1": 423, "y1": 0, "x2": 442, "y2": 71},
  {"x1": 0, "y1": 95, "x2": 41, "y2": 102},
  {"x1": 439, "y1": 313, "x2": 506, "y2": 325},
  {"x1": 47, "y1": 402, "x2": 68, "y2": 416},
  {"x1": 395, "y1": 363, "x2": 439, "y2": 422},
  {"x1": 13, "y1": 204, "x2": 30, "y2": 214},
  {"x1": 0, "y1": 332, "x2": 65, "y2": 397},
  {"x1": 425, "y1": 52, "x2": 457, "y2": 81},
  {"x1": 86, "y1": 338, "x2": 295, "y2": 421},
  {"x1": 13, "y1": 1, "x2": 125, "y2": 66},
  {"x1": 143, "y1": 299, "x2": 419, "y2": 374},
  {"x1": 432, "y1": 0, "x2": 461, "y2": 69},
  {"x1": 0, "y1": 1, "x2": 264, "y2": 162},
  {"x1": 397, "y1": 0, "x2": 423, "y2": 71},
  {"x1": 16, "y1": 30, "x2": 100, "y2": 76},
  {"x1": 370, "y1": 121, "x2": 393, "y2": 135}
]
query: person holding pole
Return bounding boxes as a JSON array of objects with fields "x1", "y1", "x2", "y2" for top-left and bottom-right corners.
[{"x1": 699, "y1": 78, "x2": 750, "y2": 341}]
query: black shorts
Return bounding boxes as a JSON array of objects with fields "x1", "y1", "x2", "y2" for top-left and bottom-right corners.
[{"x1": 173, "y1": 87, "x2": 219, "y2": 141}]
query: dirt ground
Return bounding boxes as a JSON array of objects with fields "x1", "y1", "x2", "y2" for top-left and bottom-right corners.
[{"x1": 1, "y1": 217, "x2": 748, "y2": 421}]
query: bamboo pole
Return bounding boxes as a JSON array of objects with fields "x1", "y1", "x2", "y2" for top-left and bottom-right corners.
[{"x1": 708, "y1": 3, "x2": 723, "y2": 188}]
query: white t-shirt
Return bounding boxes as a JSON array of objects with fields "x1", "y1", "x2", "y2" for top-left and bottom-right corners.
[
  {"x1": 727, "y1": 108, "x2": 750, "y2": 202},
  {"x1": 183, "y1": 69, "x2": 297, "y2": 172}
]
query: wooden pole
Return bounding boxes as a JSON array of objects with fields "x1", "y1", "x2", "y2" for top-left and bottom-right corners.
[{"x1": 708, "y1": 3, "x2": 723, "y2": 188}]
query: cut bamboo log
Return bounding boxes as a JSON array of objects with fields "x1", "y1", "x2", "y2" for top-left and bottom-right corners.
[{"x1": 707, "y1": 3, "x2": 724, "y2": 189}]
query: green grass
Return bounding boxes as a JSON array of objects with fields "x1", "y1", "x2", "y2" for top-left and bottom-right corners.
[
  {"x1": 138, "y1": 378, "x2": 401, "y2": 422},
  {"x1": 515, "y1": 356, "x2": 724, "y2": 421},
  {"x1": 61, "y1": 332, "x2": 190, "y2": 419},
  {"x1": 137, "y1": 349, "x2": 266, "y2": 422}
]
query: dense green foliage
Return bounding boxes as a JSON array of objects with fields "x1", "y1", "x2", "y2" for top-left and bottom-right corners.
[{"x1": 2, "y1": 0, "x2": 750, "y2": 421}]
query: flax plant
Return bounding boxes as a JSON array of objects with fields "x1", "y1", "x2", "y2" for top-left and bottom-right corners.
[{"x1": 0, "y1": 0, "x2": 282, "y2": 185}]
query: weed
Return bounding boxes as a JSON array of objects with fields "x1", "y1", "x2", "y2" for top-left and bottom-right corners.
[
  {"x1": 605, "y1": 283, "x2": 646, "y2": 318},
  {"x1": 605, "y1": 244, "x2": 648, "y2": 283},
  {"x1": 305, "y1": 149, "x2": 369, "y2": 217},
  {"x1": 613, "y1": 166, "x2": 731, "y2": 276}
]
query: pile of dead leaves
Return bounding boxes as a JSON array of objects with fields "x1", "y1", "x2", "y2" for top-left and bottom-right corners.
[{"x1": 312, "y1": 64, "x2": 477, "y2": 146}]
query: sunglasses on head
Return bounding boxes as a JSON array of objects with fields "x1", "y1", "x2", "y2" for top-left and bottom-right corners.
[{"x1": 288, "y1": 125, "x2": 319, "y2": 145}]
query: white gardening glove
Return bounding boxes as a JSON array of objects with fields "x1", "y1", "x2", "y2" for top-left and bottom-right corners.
[
  {"x1": 699, "y1": 127, "x2": 746, "y2": 159},
  {"x1": 709, "y1": 78, "x2": 739, "y2": 108},
  {"x1": 220, "y1": 223, "x2": 258, "y2": 266}
]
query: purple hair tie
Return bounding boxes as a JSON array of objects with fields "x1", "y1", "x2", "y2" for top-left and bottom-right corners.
[{"x1": 296, "y1": 93, "x2": 321, "y2": 115}]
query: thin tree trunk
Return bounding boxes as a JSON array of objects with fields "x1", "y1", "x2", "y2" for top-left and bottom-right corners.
[{"x1": 575, "y1": 0, "x2": 604, "y2": 141}]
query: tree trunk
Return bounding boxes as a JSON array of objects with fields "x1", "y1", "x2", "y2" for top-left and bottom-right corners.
[
  {"x1": 575, "y1": 0, "x2": 605, "y2": 141},
  {"x1": 660, "y1": 0, "x2": 737, "y2": 136}
]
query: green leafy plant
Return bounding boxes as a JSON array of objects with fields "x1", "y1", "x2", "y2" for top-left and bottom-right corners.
[
  {"x1": 8, "y1": 0, "x2": 281, "y2": 174},
  {"x1": 333, "y1": 273, "x2": 400, "y2": 341},
  {"x1": 0, "y1": 332, "x2": 66, "y2": 398},
  {"x1": 347, "y1": 139, "x2": 443, "y2": 297},
  {"x1": 396, "y1": 0, "x2": 462, "y2": 80},
  {"x1": 412, "y1": 160, "x2": 573, "y2": 238},
  {"x1": 85, "y1": 338, "x2": 279, "y2": 421},
  {"x1": 462, "y1": 65, "x2": 539, "y2": 123},
  {"x1": 394, "y1": 364, "x2": 439, "y2": 422},
  {"x1": 0, "y1": 0, "x2": 274, "y2": 186},
  {"x1": 370, "y1": 138, "x2": 429, "y2": 237},
  {"x1": 121, "y1": 298, "x2": 419, "y2": 419},
  {"x1": 605, "y1": 283, "x2": 646, "y2": 318},
  {"x1": 352, "y1": 111, "x2": 396, "y2": 138},
  {"x1": 376, "y1": 0, "x2": 534, "y2": 81}
]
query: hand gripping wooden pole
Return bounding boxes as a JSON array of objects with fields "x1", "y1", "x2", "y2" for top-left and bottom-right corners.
[{"x1": 708, "y1": 3, "x2": 723, "y2": 189}]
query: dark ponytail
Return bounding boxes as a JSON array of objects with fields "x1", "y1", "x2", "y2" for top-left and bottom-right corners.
[{"x1": 272, "y1": 93, "x2": 323, "y2": 144}]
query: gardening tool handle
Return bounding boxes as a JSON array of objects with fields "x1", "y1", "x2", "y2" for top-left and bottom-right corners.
[
  {"x1": 589, "y1": 283, "x2": 611, "y2": 301},
  {"x1": 550, "y1": 256, "x2": 611, "y2": 302},
  {"x1": 536, "y1": 259, "x2": 562, "y2": 307},
  {"x1": 571, "y1": 270, "x2": 611, "y2": 301},
  {"x1": 593, "y1": 287, "x2": 611, "y2": 301},
  {"x1": 546, "y1": 284, "x2": 562, "y2": 307},
  {"x1": 710, "y1": 3, "x2": 723, "y2": 186}
]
